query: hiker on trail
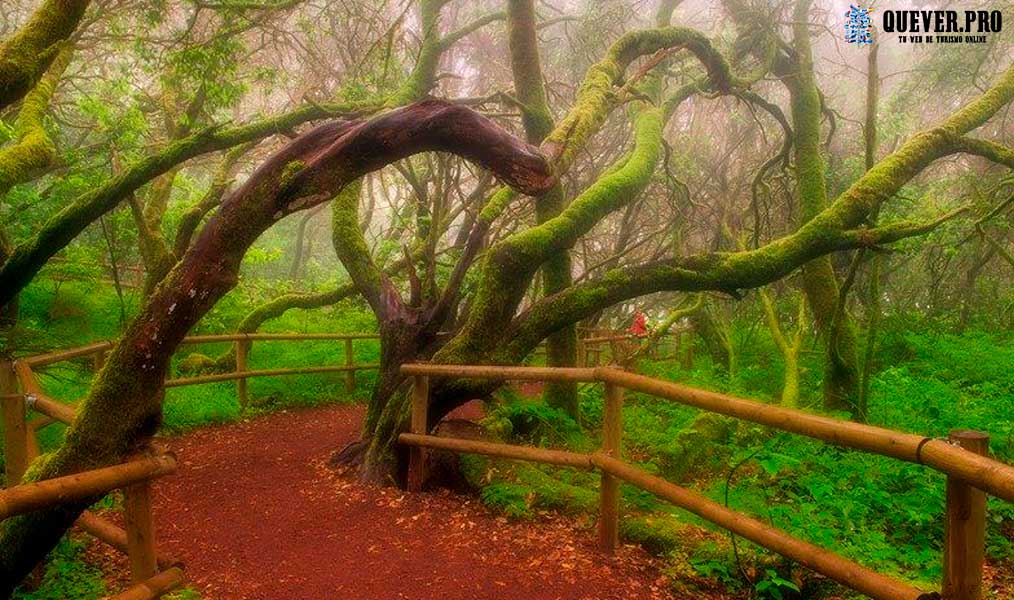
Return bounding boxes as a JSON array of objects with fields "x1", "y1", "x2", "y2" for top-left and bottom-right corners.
[{"x1": 629, "y1": 310, "x2": 648, "y2": 337}]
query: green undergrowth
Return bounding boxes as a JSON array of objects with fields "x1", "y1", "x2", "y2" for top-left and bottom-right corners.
[
  {"x1": 10, "y1": 535, "x2": 202, "y2": 600},
  {"x1": 470, "y1": 322, "x2": 1013, "y2": 599},
  {"x1": 11, "y1": 538, "x2": 105, "y2": 600}
]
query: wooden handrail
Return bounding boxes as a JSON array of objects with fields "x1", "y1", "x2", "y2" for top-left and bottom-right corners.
[
  {"x1": 165, "y1": 364, "x2": 380, "y2": 388},
  {"x1": 0, "y1": 454, "x2": 177, "y2": 520},
  {"x1": 76, "y1": 511, "x2": 178, "y2": 570},
  {"x1": 595, "y1": 368, "x2": 1014, "y2": 504},
  {"x1": 591, "y1": 454, "x2": 936, "y2": 600},
  {"x1": 398, "y1": 363, "x2": 1014, "y2": 503},
  {"x1": 24, "y1": 341, "x2": 115, "y2": 368},
  {"x1": 15, "y1": 360, "x2": 78, "y2": 424},
  {"x1": 398, "y1": 428, "x2": 935, "y2": 599},
  {"x1": 27, "y1": 393, "x2": 76, "y2": 425},
  {"x1": 180, "y1": 332, "x2": 380, "y2": 344},
  {"x1": 102, "y1": 566, "x2": 185, "y2": 600},
  {"x1": 398, "y1": 365, "x2": 960, "y2": 600},
  {"x1": 399, "y1": 433, "x2": 594, "y2": 470},
  {"x1": 22, "y1": 333, "x2": 382, "y2": 367},
  {"x1": 400, "y1": 364, "x2": 597, "y2": 382}
]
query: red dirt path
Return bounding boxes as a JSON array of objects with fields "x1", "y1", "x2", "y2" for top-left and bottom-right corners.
[{"x1": 151, "y1": 404, "x2": 680, "y2": 600}]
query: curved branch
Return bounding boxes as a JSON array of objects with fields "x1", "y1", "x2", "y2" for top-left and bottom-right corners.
[
  {"x1": 950, "y1": 136, "x2": 1014, "y2": 168},
  {"x1": 439, "y1": 11, "x2": 506, "y2": 50},
  {"x1": 438, "y1": 106, "x2": 663, "y2": 362},
  {"x1": 505, "y1": 63, "x2": 1014, "y2": 355},
  {"x1": 0, "y1": 44, "x2": 73, "y2": 197},
  {"x1": 541, "y1": 26, "x2": 741, "y2": 168},
  {"x1": 0, "y1": 100, "x2": 380, "y2": 307}
]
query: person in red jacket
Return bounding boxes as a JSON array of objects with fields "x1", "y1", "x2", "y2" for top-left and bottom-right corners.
[{"x1": 628, "y1": 310, "x2": 648, "y2": 336}]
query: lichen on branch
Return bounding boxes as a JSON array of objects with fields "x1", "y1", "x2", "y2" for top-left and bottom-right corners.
[
  {"x1": 0, "y1": 0, "x2": 89, "y2": 111},
  {"x1": 0, "y1": 44, "x2": 73, "y2": 197}
]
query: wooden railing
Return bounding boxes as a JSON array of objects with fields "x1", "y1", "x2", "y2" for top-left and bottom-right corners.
[
  {"x1": 0, "y1": 452, "x2": 183, "y2": 599},
  {"x1": 0, "y1": 332, "x2": 380, "y2": 599},
  {"x1": 398, "y1": 364, "x2": 1014, "y2": 600},
  {"x1": 538, "y1": 327, "x2": 689, "y2": 368}
]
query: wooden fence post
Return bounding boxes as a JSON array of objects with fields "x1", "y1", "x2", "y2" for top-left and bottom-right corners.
[
  {"x1": 1, "y1": 360, "x2": 28, "y2": 486},
  {"x1": 407, "y1": 375, "x2": 429, "y2": 492},
  {"x1": 25, "y1": 422, "x2": 40, "y2": 463},
  {"x1": 599, "y1": 382, "x2": 623, "y2": 554},
  {"x1": 123, "y1": 480, "x2": 158, "y2": 583},
  {"x1": 576, "y1": 339, "x2": 585, "y2": 368},
  {"x1": 235, "y1": 340, "x2": 248, "y2": 411},
  {"x1": 942, "y1": 430, "x2": 989, "y2": 600},
  {"x1": 93, "y1": 349, "x2": 107, "y2": 372},
  {"x1": 344, "y1": 338, "x2": 355, "y2": 394}
]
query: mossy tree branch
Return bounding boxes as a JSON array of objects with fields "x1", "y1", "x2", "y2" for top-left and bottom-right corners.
[
  {"x1": 501, "y1": 61, "x2": 1014, "y2": 356},
  {"x1": 949, "y1": 136, "x2": 1014, "y2": 168},
  {"x1": 436, "y1": 26, "x2": 741, "y2": 367},
  {"x1": 778, "y1": 0, "x2": 857, "y2": 413},
  {"x1": 0, "y1": 44, "x2": 73, "y2": 198},
  {"x1": 0, "y1": 0, "x2": 89, "y2": 111},
  {"x1": 441, "y1": 106, "x2": 664, "y2": 363},
  {"x1": 0, "y1": 98, "x2": 381, "y2": 308}
]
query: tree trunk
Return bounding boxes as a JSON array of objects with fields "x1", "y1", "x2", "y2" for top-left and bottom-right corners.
[
  {"x1": 506, "y1": 0, "x2": 578, "y2": 417},
  {"x1": 802, "y1": 260, "x2": 860, "y2": 413},
  {"x1": 689, "y1": 301, "x2": 734, "y2": 374}
]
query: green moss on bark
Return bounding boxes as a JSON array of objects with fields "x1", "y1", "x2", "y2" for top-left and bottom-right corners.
[
  {"x1": 0, "y1": 0, "x2": 89, "y2": 110},
  {"x1": 0, "y1": 44, "x2": 72, "y2": 197}
]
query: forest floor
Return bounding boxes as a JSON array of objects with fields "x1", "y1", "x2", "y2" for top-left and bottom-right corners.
[{"x1": 90, "y1": 403, "x2": 689, "y2": 600}]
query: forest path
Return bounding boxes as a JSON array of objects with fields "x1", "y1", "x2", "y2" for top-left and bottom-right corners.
[{"x1": 151, "y1": 403, "x2": 680, "y2": 600}]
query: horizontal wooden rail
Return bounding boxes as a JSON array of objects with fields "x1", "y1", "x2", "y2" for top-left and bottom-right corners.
[
  {"x1": 180, "y1": 332, "x2": 380, "y2": 344},
  {"x1": 581, "y1": 334, "x2": 643, "y2": 344},
  {"x1": 76, "y1": 511, "x2": 178, "y2": 570},
  {"x1": 595, "y1": 368, "x2": 1014, "y2": 504},
  {"x1": 399, "y1": 433, "x2": 594, "y2": 470},
  {"x1": 23, "y1": 333, "x2": 381, "y2": 367},
  {"x1": 165, "y1": 364, "x2": 380, "y2": 387},
  {"x1": 25, "y1": 341, "x2": 115, "y2": 368},
  {"x1": 0, "y1": 454, "x2": 177, "y2": 520},
  {"x1": 400, "y1": 363, "x2": 1014, "y2": 600},
  {"x1": 103, "y1": 566, "x2": 185, "y2": 600},
  {"x1": 400, "y1": 364, "x2": 597, "y2": 382},
  {"x1": 15, "y1": 358, "x2": 78, "y2": 426},
  {"x1": 591, "y1": 454, "x2": 936, "y2": 600},
  {"x1": 27, "y1": 393, "x2": 77, "y2": 425}
]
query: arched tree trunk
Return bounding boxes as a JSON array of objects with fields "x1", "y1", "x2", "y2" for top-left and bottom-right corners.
[{"x1": 0, "y1": 100, "x2": 555, "y2": 594}]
